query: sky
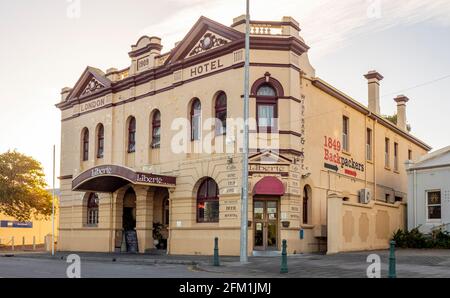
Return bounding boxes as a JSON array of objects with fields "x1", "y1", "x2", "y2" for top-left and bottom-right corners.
[{"x1": 1, "y1": 0, "x2": 450, "y2": 187}]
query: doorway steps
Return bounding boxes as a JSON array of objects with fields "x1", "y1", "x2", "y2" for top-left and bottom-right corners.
[{"x1": 252, "y1": 250, "x2": 281, "y2": 257}]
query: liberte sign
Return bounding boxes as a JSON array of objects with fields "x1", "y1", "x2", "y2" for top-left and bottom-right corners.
[{"x1": 72, "y1": 165, "x2": 176, "y2": 192}]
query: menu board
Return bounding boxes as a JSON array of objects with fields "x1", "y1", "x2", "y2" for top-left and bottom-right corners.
[{"x1": 125, "y1": 230, "x2": 139, "y2": 253}]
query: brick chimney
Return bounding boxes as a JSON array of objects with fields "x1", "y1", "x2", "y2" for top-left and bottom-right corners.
[
  {"x1": 394, "y1": 95, "x2": 409, "y2": 131},
  {"x1": 364, "y1": 71, "x2": 384, "y2": 114}
]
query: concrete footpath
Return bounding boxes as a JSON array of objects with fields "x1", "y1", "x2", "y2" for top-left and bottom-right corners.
[{"x1": 3, "y1": 249, "x2": 450, "y2": 278}]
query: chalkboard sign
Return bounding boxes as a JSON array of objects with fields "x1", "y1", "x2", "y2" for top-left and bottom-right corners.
[{"x1": 125, "y1": 230, "x2": 139, "y2": 253}]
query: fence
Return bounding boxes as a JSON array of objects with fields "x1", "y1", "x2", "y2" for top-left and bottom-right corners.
[{"x1": 0, "y1": 236, "x2": 47, "y2": 252}]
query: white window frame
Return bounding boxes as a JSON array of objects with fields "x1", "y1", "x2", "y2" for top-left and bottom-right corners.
[{"x1": 426, "y1": 190, "x2": 442, "y2": 223}]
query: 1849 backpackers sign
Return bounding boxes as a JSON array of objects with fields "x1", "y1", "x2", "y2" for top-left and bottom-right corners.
[
  {"x1": 323, "y1": 136, "x2": 365, "y2": 177},
  {"x1": 72, "y1": 165, "x2": 176, "y2": 192}
]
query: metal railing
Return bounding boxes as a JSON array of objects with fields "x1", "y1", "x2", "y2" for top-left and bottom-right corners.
[{"x1": 0, "y1": 236, "x2": 40, "y2": 252}]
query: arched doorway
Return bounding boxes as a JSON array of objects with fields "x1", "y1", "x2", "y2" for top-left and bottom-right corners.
[
  {"x1": 123, "y1": 188, "x2": 137, "y2": 231},
  {"x1": 253, "y1": 177, "x2": 285, "y2": 251}
]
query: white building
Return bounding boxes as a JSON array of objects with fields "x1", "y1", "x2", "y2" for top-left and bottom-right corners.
[{"x1": 407, "y1": 146, "x2": 450, "y2": 233}]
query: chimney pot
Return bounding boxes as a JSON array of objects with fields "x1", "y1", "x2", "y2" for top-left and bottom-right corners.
[
  {"x1": 364, "y1": 70, "x2": 383, "y2": 114},
  {"x1": 394, "y1": 95, "x2": 409, "y2": 131}
]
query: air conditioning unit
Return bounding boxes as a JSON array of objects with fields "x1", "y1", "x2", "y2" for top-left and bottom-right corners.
[{"x1": 359, "y1": 188, "x2": 372, "y2": 204}]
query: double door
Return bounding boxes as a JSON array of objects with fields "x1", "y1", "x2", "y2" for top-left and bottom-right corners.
[{"x1": 253, "y1": 199, "x2": 279, "y2": 251}]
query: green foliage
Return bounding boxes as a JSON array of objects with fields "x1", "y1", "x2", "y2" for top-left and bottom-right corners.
[
  {"x1": 383, "y1": 113, "x2": 412, "y2": 132},
  {"x1": 0, "y1": 150, "x2": 52, "y2": 221},
  {"x1": 392, "y1": 227, "x2": 450, "y2": 249}
]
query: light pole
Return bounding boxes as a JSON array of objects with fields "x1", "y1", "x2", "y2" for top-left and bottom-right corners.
[
  {"x1": 240, "y1": 0, "x2": 251, "y2": 264},
  {"x1": 51, "y1": 145, "x2": 56, "y2": 256}
]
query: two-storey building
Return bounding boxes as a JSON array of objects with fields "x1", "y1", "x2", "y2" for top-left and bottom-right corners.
[{"x1": 56, "y1": 15, "x2": 430, "y2": 255}]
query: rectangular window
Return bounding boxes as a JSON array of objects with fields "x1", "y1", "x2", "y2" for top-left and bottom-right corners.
[
  {"x1": 427, "y1": 191, "x2": 442, "y2": 221},
  {"x1": 385, "y1": 138, "x2": 390, "y2": 168},
  {"x1": 342, "y1": 116, "x2": 349, "y2": 152},
  {"x1": 408, "y1": 149, "x2": 413, "y2": 161},
  {"x1": 258, "y1": 104, "x2": 275, "y2": 132},
  {"x1": 394, "y1": 142, "x2": 399, "y2": 171},
  {"x1": 366, "y1": 128, "x2": 372, "y2": 161}
]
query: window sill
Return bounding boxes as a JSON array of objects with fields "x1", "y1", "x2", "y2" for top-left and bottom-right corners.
[
  {"x1": 385, "y1": 167, "x2": 391, "y2": 171},
  {"x1": 83, "y1": 224, "x2": 99, "y2": 228},
  {"x1": 366, "y1": 159, "x2": 374, "y2": 164},
  {"x1": 342, "y1": 150, "x2": 351, "y2": 156},
  {"x1": 394, "y1": 170, "x2": 400, "y2": 174}
]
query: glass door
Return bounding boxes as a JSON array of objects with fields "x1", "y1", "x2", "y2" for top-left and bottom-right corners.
[{"x1": 253, "y1": 199, "x2": 279, "y2": 251}]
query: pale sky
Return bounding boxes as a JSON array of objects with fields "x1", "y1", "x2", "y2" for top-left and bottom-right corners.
[{"x1": 1, "y1": 0, "x2": 450, "y2": 187}]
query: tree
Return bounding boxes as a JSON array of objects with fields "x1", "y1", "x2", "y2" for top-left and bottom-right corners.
[
  {"x1": 0, "y1": 150, "x2": 53, "y2": 221},
  {"x1": 383, "y1": 113, "x2": 412, "y2": 132}
]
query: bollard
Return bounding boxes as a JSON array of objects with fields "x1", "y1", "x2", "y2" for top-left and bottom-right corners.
[
  {"x1": 11, "y1": 236, "x2": 14, "y2": 252},
  {"x1": 388, "y1": 240, "x2": 396, "y2": 278},
  {"x1": 213, "y1": 237, "x2": 220, "y2": 266},
  {"x1": 280, "y1": 239, "x2": 288, "y2": 274},
  {"x1": 33, "y1": 236, "x2": 36, "y2": 251}
]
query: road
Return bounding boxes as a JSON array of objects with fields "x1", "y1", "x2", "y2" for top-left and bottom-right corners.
[{"x1": 0, "y1": 256, "x2": 243, "y2": 278}]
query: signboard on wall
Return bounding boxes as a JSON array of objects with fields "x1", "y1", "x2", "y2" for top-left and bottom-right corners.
[
  {"x1": 0, "y1": 221, "x2": 33, "y2": 229},
  {"x1": 323, "y1": 136, "x2": 365, "y2": 177}
]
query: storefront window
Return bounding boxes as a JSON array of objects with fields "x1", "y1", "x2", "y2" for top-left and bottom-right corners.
[{"x1": 197, "y1": 178, "x2": 219, "y2": 223}]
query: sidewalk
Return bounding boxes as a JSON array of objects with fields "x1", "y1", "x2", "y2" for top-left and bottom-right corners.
[{"x1": 4, "y1": 249, "x2": 450, "y2": 278}]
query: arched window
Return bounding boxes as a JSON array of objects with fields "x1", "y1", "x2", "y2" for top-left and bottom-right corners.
[
  {"x1": 197, "y1": 178, "x2": 219, "y2": 223},
  {"x1": 215, "y1": 92, "x2": 227, "y2": 136},
  {"x1": 151, "y1": 110, "x2": 161, "y2": 149},
  {"x1": 303, "y1": 186, "x2": 310, "y2": 224},
  {"x1": 97, "y1": 124, "x2": 104, "y2": 159},
  {"x1": 191, "y1": 99, "x2": 201, "y2": 141},
  {"x1": 82, "y1": 128, "x2": 89, "y2": 161},
  {"x1": 128, "y1": 117, "x2": 136, "y2": 153},
  {"x1": 87, "y1": 193, "x2": 99, "y2": 225},
  {"x1": 256, "y1": 84, "x2": 278, "y2": 133}
]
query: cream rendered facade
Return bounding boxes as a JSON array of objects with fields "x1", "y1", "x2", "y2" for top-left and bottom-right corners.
[{"x1": 56, "y1": 15, "x2": 430, "y2": 255}]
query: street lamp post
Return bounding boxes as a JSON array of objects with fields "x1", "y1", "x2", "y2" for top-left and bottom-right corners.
[{"x1": 240, "y1": 0, "x2": 251, "y2": 264}]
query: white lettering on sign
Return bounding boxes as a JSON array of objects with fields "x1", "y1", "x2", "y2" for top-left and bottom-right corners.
[
  {"x1": 91, "y1": 167, "x2": 112, "y2": 177},
  {"x1": 190, "y1": 59, "x2": 224, "y2": 78},
  {"x1": 136, "y1": 174, "x2": 164, "y2": 184},
  {"x1": 249, "y1": 164, "x2": 288, "y2": 173},
  {"x1": 80, "y1": 97, "x2": 106, "y2": 113}
]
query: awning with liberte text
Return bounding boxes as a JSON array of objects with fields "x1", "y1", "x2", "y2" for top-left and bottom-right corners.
[{"x1": 72, "y1": 165, "x2": 177, "y2": 193}]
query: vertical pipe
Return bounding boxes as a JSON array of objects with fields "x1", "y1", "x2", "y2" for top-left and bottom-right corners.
[
  {"x1": 52, "y1": 145, "x2": 56, "y2": 256},
  {"x1": 33, "y1": 236, "x2": 36, "y2": 251},
  {"x1": 12, "y1": 237, "x2": 14, "y2": 252},
  {"x1": 240, "y1": 0, "x2": 251, "y2": 264},
  {"x1": 22, "y1": 236, "x2": 25, "y2": 250}
]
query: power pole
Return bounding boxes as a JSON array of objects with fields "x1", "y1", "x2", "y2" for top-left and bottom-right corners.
[{"x1": 240, "y1": 0, "x2": 251, "y2": 264}]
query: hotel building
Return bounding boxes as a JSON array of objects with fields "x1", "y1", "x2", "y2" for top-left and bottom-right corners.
[{"x1": 56, "y1": 15, "x2": 431, "y2": 255}]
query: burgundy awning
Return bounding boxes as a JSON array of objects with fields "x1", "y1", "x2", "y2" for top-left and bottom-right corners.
[
  {"x1": 253, "y1": 176, "x2": 285, "y2": 196},
  {"x1": 72, "y1": 165, "x2": 176, "y2": 193}
]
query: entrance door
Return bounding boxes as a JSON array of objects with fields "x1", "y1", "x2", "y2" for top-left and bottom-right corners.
[{"x1": 253, "y1": 199, "x2": 278, "y2": 251}]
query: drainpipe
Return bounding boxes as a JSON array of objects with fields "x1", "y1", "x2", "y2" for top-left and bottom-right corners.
[
  {"x1": 413, "y1": 169, "x2": 417, "y2": 229},
  {"x1": 110, "y1": 192, "x2": 113, "y2": 252}
]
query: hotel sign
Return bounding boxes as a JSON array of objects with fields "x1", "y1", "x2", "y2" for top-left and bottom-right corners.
[{"x1": 189, "y1": 58, "x2": 225, "y2": 78}]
